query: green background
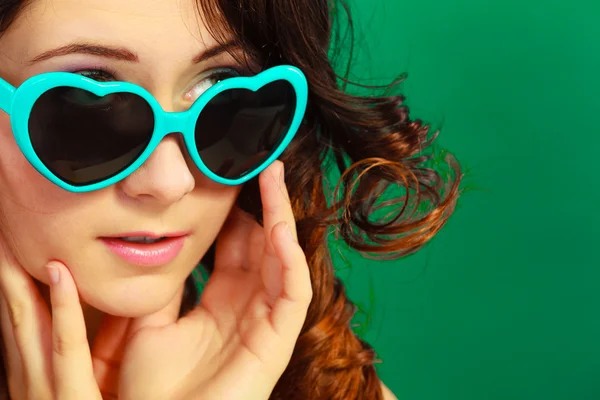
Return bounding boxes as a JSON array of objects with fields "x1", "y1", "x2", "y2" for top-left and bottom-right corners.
[{"x1": 331, "y1": 0, "x2": 600, "y2": 399}]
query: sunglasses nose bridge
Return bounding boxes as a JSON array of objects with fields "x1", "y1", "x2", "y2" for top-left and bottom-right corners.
[
  {"x1": 162, "y1": 111, "x2": 190, "y2": 135},
  {"x1": 156, "y1": 111, "x2": 195, "y2": 156}
]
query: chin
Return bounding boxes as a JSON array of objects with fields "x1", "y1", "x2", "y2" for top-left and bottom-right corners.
[{"x1": 81, "y1": 277, "x2": 184, "y2": 318}]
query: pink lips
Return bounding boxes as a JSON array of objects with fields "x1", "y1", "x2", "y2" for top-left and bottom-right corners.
[{"x1": 100, "y1": 232, "x2": 188, "y2": 267}]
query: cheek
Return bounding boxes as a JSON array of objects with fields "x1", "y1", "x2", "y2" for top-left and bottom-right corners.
[
  {"x1": 0, "y1": 115, "x2": 79, "y2": 212},
  {"x1": 0, "y1": 182, "x2": 94, "y2": 286},
  {"x1": 0, "y1": 116, "x2": 104, "y2": 282}
]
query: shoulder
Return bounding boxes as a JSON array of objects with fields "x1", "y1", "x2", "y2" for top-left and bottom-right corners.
[{"x1": 381, "y1": 381, "x2": 398, "y2": 400}]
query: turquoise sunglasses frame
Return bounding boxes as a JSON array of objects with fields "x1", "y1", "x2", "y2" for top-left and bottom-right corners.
[{"x1": 0, "y1": 65, "x2": 308, "y2": 193}]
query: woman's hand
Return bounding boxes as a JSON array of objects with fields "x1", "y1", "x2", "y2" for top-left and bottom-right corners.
[
  {"x1": 0, "y1": 238, "x2": 114, "y2": 399},
  {"x1": 119, "y1": 160, "x2": 313, "y2": 400}
]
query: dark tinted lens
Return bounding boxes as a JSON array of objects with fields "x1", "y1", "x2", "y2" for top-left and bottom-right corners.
[
  {"x1": 28, "y1": 87, "x2": 154, "y2": 186},
  {"x1": 194, "y1": 80, "x2": 296, "y2": 179}
]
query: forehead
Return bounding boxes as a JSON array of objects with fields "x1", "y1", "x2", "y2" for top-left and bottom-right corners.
[{"x1": 1, "y1": 0, "x2": 217, "y2": 65}]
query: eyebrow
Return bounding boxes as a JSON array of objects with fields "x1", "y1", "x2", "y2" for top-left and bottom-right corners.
[{"x1": 28, "y1": 41, "x2": 238, "y2": 65}]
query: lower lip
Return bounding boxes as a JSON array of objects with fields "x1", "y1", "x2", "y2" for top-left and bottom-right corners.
[{"x1": 100, "y1": 236, "x2": 186, "y2": 267}]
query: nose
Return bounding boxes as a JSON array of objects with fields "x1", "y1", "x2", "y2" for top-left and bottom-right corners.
[{"x1": 119, "y1": 134, "x2": 195, "y2": 205}]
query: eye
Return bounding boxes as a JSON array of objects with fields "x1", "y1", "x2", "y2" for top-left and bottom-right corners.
[
  {"x1": 184, "y1": 67, "x2": 240, "y2": 103},
  {"x1": 61, "y1": 68, "x2": 120, "y2": 108},
  {"x1": 77, "y1": 69, "x2": 115, "y2": 83}
]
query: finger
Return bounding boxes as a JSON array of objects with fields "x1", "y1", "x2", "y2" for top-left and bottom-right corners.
[
  {"x1": 127, "y1": 284, "x2": 184, "y2": 339},
  {"x1": 247, "y1": 222, "x2": 266, "y2": 271},
  {"x1": 259, "y1": 161, "x2": 297, "y2": 245},
  {"x1": 91, "y1": 314, "x2": 130, "y2": 397},
  {"x1": 0, "y1": 294, "x2": 24, "y2": 396},
  {"x1": 269, "y1": 221, "x2": 312, "y2": 339},
  {"x1": 0, "y1": 247, "x2": 53, "y2": 393},
  {"x1": 259, "y1": 161, "x2": 297, "y2": 301},
  {"x1": 47, "y1": 261, "x2": 102, "y2": 400},
  {"x1": 214, "y1": 206, "x2": 256, "y2": 271}
]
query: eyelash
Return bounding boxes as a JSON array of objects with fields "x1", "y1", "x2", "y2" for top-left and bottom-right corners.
[
  {"x1": 74, "y1": 66, "x2": 243, "y2": 84},
  {"x1": 75, "y1": 66, "x2": 120, "y2": 82}
]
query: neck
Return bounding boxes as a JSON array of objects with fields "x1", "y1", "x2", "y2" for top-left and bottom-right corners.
[{"x1": 35, "y1": 279, "x2": 105, "y2": 345}]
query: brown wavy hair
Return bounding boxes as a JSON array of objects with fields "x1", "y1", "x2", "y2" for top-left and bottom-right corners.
[{"x1": 0, "y1": 0, "x2": 461, "y2": 399}]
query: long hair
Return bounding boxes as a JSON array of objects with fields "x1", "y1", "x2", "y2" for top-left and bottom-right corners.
[{"x1": 0, "y1": 1, "x2": 461, "y2": 399}]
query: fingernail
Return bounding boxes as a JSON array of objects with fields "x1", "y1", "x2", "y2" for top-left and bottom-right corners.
[{"x1": 47, "y1": 264, "x2": 60, "y2": 286}]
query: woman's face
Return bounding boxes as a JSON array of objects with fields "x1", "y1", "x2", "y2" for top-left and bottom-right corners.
[{"x1": 0, "y1": 0, "x2": 242, "y2": 317}]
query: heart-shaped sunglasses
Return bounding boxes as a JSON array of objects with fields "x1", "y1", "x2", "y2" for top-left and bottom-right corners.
[{"x1": 0, "y1": 65, "x2": 308, "y2": 192}]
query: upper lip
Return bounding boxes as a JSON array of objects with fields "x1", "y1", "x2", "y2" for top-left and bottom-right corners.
[{"x1": 100, "y1": 231, "x2": 190, "y2": 239}]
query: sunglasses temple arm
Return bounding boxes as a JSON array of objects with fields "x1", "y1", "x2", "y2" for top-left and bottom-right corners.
[{"x1": 0, "y1": 78, "x2": 15, "y2": 114}]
